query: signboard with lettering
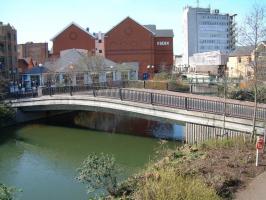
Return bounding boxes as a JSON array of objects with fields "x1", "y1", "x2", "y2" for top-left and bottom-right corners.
[{"x1": 157, "y1": 41, "x2": 169, "y2": 46}]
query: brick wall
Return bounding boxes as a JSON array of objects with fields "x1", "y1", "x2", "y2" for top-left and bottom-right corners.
[
  {"x1": 52, "y1": 24, "x2": 95, "y2": 56},
  {"x1": 105, "y1": 17, "x2": 155, "y2": 76}
]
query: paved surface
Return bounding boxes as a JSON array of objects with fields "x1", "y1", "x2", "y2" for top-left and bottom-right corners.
[{"x1": 235, "y1": 171, "x2": 266, "y2": 200}]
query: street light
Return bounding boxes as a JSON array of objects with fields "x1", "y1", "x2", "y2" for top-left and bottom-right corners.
[
  {"x1": 147, "y1": 65, "x2": 154, "y2": 80},
  {"x1": 69, "y1": 64, "x2": 74, "y2": 96}
]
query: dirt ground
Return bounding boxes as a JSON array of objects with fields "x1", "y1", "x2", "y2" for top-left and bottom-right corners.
[{"x1": 175, "y1": 142, "x2": 266, "y2": 199}]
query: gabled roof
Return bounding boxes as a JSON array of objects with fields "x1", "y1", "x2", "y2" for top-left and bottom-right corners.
[
  {"x1": 44, "y1": 48, "x2": 139, "y2": 73},
  {"x1": 229, "y1": 46, "x2": 254, "y2": 57},
  {"x1": 50, "y1": 22, "x2": 95, "y2": 41},
  {"x1": 105, "y1": 16, "x2": 156, "y2": 36}
]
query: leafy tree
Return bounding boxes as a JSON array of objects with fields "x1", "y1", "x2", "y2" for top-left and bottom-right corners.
[{"x1": 76, "y1": 153, "x2": 118, "y2": 197}]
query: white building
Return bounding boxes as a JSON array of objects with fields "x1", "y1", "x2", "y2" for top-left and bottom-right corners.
[
  {"x1": 189, "y1": 50, "x2": 228, "y2": 75},
  {"x1": 44, "y1": 49, "x2": 138, "y2": 86},
  {"x1": 183, "y1": 6, "x2": 236, "y2": 66}
]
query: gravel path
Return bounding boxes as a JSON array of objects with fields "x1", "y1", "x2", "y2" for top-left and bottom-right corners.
[{"x1": 235, "y1": 169, "x2": 266, "y2": 200}]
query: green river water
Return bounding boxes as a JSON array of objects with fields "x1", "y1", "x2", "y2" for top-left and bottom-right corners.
[{"x1": 0, "y1": 123, "x2": 181, "y2": 200}]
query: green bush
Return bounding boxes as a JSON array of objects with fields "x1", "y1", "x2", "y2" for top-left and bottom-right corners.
[
  {"x1": 0, "y1": 103, "x2": 15, "y2": 127},
  {"x1": 0, "y1": 183, "x2": 16, "y2": 200},
  {"x1": 167, "y1": 81, "x2": 190, "y2": 92},
  {"x1": 76, "y1": 153, "x2": 118, "y2": 196}
]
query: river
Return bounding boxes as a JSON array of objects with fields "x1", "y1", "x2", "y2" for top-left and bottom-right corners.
[{"x1": 0, "y1": 116, "x2": 184, "y2": 200}]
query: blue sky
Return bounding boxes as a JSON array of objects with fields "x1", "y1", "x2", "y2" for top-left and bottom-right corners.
[{"x1": 1, "y1": 0, "x2": 262, "y2": 54}]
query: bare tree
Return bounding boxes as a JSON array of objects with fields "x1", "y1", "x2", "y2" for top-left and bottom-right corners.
[
  {"x1": 238, "y1": 4, "x2": 266, "y2": 141},
  {"x1": 78, "y1": 53, "x2": 106, "y2": 84}
]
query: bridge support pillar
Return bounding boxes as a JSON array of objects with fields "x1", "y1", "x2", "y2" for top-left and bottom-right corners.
[{"x1": 185, "y1": 122, "x2": 248, "y2": 144}]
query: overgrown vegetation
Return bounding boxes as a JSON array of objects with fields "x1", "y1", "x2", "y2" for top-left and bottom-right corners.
[
  {"x1": 76, "y1": 153, "x2": 119, "y2": 197},
  {"x1": 110, "y1": 137, "x2": 264, "y2": 200},
  {"x1": 0, "y1": 183, "x2": 16, "y2": 200},
  {"x1": 0, "y1": 103, "x2": 15, "y2": 127},
  {"x1": 0, "y1": 74, "x2": 14, "y2": 127},
  {"x1": 229, "y1": 86, "x2": 266, "y2": 103}
]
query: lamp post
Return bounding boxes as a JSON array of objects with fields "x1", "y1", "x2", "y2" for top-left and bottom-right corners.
[
  {"x1": 147, "y1": 65, "x2": 154, "y2": 80},
  {"x1": 69, "y1": 64, "x2": 74, "y2": 96}
]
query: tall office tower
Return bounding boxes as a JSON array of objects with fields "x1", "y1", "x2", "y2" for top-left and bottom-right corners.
[{"x1": 183, "y1": 6, "x2": 236, "y2": 66}]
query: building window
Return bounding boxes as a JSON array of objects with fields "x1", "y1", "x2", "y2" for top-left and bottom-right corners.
[
  {"x1": 99, "y1": 50, "x2": 102, "y2": 53},
  {"x1": 92, "y1": 73, "x2": 99, "y2": 83},
  {"x1": 106, "y1": 72, "x2": 113, "y2": 81},
  {"x1": 121, "y1": 71, "x2": 128, "y2": 80},
  {"x1": 98, "y1": 39, "x2": 102, "y2": 43},
  {"x1": 238, "y1": 57, "x2": 241, "y2": 63},
  {"x1": 76, "y1": 73, "x2": 84, "y2": 85}
]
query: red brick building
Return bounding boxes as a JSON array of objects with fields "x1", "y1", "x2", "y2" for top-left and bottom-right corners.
[
  {"x1": 51, "y1": 22, "x2": 95, "y2": 56},
  {"x1": 17, "y1": 57, "x2": 34, "y2": 73},
  {"x1": 104, "y1": 17, "x2": 173, "y2": 77},
  {"x1": 18, "y1": 42, "x2": 48, "y2": 65}
]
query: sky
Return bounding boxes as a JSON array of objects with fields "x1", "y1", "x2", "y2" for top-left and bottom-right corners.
[{"x1": 1, "y1": 0, "x2": 263, "y2": 54}]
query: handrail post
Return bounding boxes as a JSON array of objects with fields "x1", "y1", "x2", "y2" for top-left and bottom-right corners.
[
  {"x1": 185, "y1": 97, "x2": 188, "y2": 110},
  {"x1": 150, "y1": 92, "x2": 153, "y2": 105},
  {"x1": 93, "y1": 87, "x2": 96, "y2": 97},
  {"x1": 119, "y1": 88, "x2": 123, "y2": 100}
]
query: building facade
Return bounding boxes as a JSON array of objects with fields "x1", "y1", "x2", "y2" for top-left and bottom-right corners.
[
  {"x1": 227, "y1": 43, "x2": 266, "y2": 81},
  {"x1": 44, "y1": 49, "x2": 138, "y2": 86},
  {"x1": 0, "y1": 22, "x2": 17, "y2": 76},
  {"x1": 189, "y1": 51, "x2": 228, "y2": 75},
  {"x1": 227, "y1": 46, "x2": 254, "y2": 78},
  {"x1": 18, "y1": 57, "x2": 34, "y2": 73},
  {"x1": 183, "y1": 6, "x2": 236, "y2": 66},
  {"x1": 104, "y1": 17, "x2": 173, "y2": 78},
  {"x1": 51, "y1": 22, "x2": 95, "y2": 56},
  {"x1": 18, "y1": 42, "x2": 48, "y2": 65},
  {"x1": 94, "y1": 32, "x2": 105, "y2": 57}
]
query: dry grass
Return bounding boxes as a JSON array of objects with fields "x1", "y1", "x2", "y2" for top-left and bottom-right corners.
[
  {"x1": 133, "y1": 167, "x2": 220, "y2": 200},
  {"x1": 115, "y1": 137, "x2": 266, "y2": 200}
]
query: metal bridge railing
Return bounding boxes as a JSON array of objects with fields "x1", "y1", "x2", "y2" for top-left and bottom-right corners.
[{"x1": 5, "y1": 82, "x2": 266, "y2": 121}]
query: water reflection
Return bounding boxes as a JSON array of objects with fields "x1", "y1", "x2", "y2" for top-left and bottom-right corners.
[{"x1": 0, "y1": 124, "x2": 182, "y2": 200}]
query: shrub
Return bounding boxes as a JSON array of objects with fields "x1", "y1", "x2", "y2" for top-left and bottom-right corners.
[
  {"x1": 76, "y1": 153, "x2": 118, "y2": 196},
  {"x1": 0, "y1": 183, "x2": 16, "y2": 200},
  {"x1": 133, "y1": 167, "x2": 220, "y2": 200},
  {"x1": 0, "y1": 103, "x2": 15, "y2": 127}
]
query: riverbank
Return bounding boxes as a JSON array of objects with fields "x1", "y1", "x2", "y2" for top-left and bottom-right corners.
[{"x1": 113, "y1": 138, "x2": 266, "y2": 200}]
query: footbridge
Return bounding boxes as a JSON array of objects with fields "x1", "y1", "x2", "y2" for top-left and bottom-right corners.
[{"x1": 8, "y1": 86, "x2": 266, "y2": 143}]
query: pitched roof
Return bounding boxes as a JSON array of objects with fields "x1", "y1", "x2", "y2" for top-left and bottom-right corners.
[
  {"x1": 229, "y1": 46, "x2": 254, "y2": 57},
  {"x1": 24, "y1": 66, "x2": 50, "y2": 74},
  {"x1": 44, "y1": 48, "x2": 138, "y2": 73},
  {"x1": 154, "y1": 29, "x2": 174, "y2": 37},
  {"x1": 105, "y1": 16, "x2": 156, "y2": 36},
  {"x1": 50, "y1": 22, "x2": 95, "y2": 41},
  {"x1": 144, "y1": 25, "x2": 174, "y2": 37}
]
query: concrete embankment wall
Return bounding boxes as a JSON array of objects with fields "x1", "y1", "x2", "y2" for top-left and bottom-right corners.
[{"x1": 186, "y1": 122, "x2": 248, "y2": 144}]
